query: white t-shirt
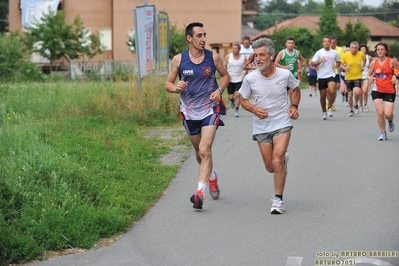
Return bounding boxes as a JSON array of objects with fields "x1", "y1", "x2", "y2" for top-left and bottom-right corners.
[
  {"x1": 239, "y1": 68, "x2": 299, "y2": 134},
  {"x1": 312, "y1": 48, "x2": 340, "y2": 79},
  {"x1": 240, "y1": 45, "x2": 253, "y2": 57},
  {"x1": 227, "y1": 53, "x2": 246, "y2": 83}
]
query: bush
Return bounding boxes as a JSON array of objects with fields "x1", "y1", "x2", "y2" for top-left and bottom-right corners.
[{"x1": 0, "y1": 32, "x2": 45, "y2": 82}]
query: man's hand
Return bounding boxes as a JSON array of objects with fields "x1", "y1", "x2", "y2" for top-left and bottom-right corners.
[
  {"x1": 254, "y1": 107, "x2": 268, "y2": 119},
  {"x1": 210, "y1": 90, "x2": 222, "y2": 103},
  {"x1": 288, "y1": 106, "x2": 299, "y2": 119}
]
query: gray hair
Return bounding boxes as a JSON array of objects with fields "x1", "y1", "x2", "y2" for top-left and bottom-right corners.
[
  {"x1": 350, "y1": 41, "x2": 359, "y2": 47},
  {"x1": 252, "y1": 38, "x2": 275, "y2": 55}
]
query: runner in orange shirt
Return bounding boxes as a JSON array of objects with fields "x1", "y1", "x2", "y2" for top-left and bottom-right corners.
[{"x1": 367, "y1": 43, "x2": 399, "y2": 140}]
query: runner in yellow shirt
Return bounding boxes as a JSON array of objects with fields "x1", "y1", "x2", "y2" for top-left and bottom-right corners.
[{"x1": 340, "y1": 41, "x2": 366, "y2": 117}]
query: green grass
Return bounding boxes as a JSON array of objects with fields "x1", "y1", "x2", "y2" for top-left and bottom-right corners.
[{"x1": 0, "y1": 77, "x2": 186, "y2": 265}]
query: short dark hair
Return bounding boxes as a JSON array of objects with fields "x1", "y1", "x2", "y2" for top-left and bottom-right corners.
[
  {"x1": 331, "y1": 36, "x2": 337, "y2": 41},
  {"x1": 322, "y1": 35, "x2": 331, "y2": 41},
  {"x1": 243, "y1": 36, "x2": 251, "y2": 41},
  {"x1": 185, "y1": 22, "x2": 203, "y2": 40},
  {"x1": 287, "y1": 37, "x2": 295, "y2": 43},
  {"x1": 233, "y1": 43, "x2": 241, "y2": 50},
  {"x1": 359, "y1": 44, "x2": 368, "y2": 52}
]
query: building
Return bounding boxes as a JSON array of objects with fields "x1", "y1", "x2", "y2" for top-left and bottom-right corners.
[
  {"x1": 9, "y1": 0, "x2": 242, "y2": 66},
  {"x1": 251, "y1": 15, "x2": 399, "y2": 49}
]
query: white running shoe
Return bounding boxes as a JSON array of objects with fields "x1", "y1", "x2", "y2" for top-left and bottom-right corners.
[
  {"x1": 271, "y1": 197, "x2": 284, "y2": 214},
  {"x1": 354, "y1": 106, "x2": 359, "y2": 115},
  {"x1": 364, "y1": 105, "x2": 369, "y2": 112},
  {"x1": 348, "y1": 110, "x2": 354, "y2": 117},
  {"x1": 234, "y1": 109, "x2": 239, "y2": 117},
  {"x1": 322, "y1": 112, "x2": 327, "y2": 120},
  {"x1": 327, "y1": 108, "x2": 333, "y2": 117},
  {"x1": 378, "y1": 132, "x2": 387, "y2": 141}
]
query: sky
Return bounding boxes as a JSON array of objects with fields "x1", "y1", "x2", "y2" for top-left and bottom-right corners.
[
  {"x1": 340, "y1": 0, "x2": 383, "y2": 7},
  {"x1": 365, "y1": 0, "x2": 383, "y2": 7}
]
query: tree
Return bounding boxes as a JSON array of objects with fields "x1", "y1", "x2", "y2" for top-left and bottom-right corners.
[
  {"x1": 0, "y1": 32, "x2": 44, "y2": 80},
  {"x1": 388, "y1": 15, "x2": 399, "y2": 28},
  {"x1": 0, "y1": 32, "x2": 27, "y2": 76},
  {"x1": 168, "y1": 24, "x2": 187, "y2": 59},
  {"x1": 300, "y1": 0, "x2": 324, "y2": 14},
  {"x1": 340, "y1": 21, "x2": 370, "y2": 47},
  {"x1": 270, "y1": 27, "x2": 319, "y2": 60},
  {"x1": 263, "y1": 0, "x2": 300, "y2": 15},
  {"x1": 334, "y1": 1, "x2": 360, "y2": 14},
  {"x1": 390, "y1": 42, "x2": 399, "y2": 58},
  {"x1": 24, "y1": 10, "x2": 103, "y2": 73},
  {"x1": 0, "y1": 0, "x2": 8, "y2": 32},
  {"x1": 317, "y1": 0, "x2": 342, "y2": 39},
  {"x1": 255, "y1": 9, "x2": 285, "y2": 30}
]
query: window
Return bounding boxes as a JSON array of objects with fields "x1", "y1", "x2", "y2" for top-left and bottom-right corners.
[
  {"x1": 99, "y1": 28, "x2": 112, "y2": 50},
  {"x1": 371, "y1": 36, "x2": 381, "y2": 42}
]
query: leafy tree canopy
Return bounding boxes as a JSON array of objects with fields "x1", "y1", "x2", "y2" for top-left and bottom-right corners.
[
  {"x1": 271, "y1": 27, "x2": 319, "y2": 60},
  {"x1": 256, "y1": 0, "x2": 399, "y2": 29},
  {"x1": 24, "y1": 10, "x2": 103, "y2": 73},
  {"x1": 168, "y1": 24, "x2": 188, "y2": 59},
  {"x1": 340, "y1": 21, "x2": 369, "y2": 47}
]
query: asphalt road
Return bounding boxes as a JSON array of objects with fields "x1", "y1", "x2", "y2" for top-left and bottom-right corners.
[{"x1": 31, "y1": 91, "x2": 399, "y2": 266}]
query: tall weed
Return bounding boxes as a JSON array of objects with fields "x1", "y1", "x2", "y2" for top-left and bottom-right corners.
[{"x1": 0, "y1": 78, "x2": 183, "y2": 264}]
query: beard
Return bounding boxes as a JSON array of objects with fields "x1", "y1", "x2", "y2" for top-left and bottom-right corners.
[{"x1": 257, "y1": 61, "x2": 270, "y2": 71}]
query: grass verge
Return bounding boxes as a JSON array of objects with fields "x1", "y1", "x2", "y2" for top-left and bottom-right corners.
[{"x1": 0, "y1": 75, "x2": 189, "y2": 265}]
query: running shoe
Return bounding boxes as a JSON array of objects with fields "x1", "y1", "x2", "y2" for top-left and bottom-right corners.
[
  {"x1": 327, "y1": 108, "x2": 333, "y2": 117},
  {"x1": 378, "y1": 132, "x2": 387, "y2": 141},
  {"x1": 354, "y1": 105, "x2": 359, "y2": 114},
  {"x1": 389, "y1": 120, "x2": 395, "y2": 132},
  {"x1": 270, "y1": 197, "x2": 285, "y2": 214},
  {"x1": 284, "y1": 152, "x2": 290, "y2": 173},
  {"x1": 348, "y1": 110, "x2": 354, "y2": 117},
  {"x1": 332, "y1": 105, "x2": 336, "y2": 111},
  {"x1": 364, "y1": 105, "x2": 369, "y2": 112},
  {"x1": 322, "y1": 112, "x2": 327, "y2": 120},
  {"x1": 359, "y1": 106, "x2": 363, "y2": 113},
  {"x1": 208, "y1": 171, "x2": 220, "y2": 200},
  {"x1": 190, "y1": 189, "x2": 204, "y2": 209},
  {"x1": 234, "y1": 108, "x2": 239, "y2": 117},
  {"x1": 230, "y1": 100, "x2": 235, "y2": 109},
  {"x1": 345, "y1": 102, "x2": 349, "y2": 107}
]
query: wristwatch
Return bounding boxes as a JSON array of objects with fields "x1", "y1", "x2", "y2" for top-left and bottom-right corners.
[{"x1": 218, "y1": 88, "x2": 224, "y2": 95}]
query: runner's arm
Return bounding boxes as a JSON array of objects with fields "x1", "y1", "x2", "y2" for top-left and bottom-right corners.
[{"x1": 274, "y1": 50, "x2": 289, "y2": 69}]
